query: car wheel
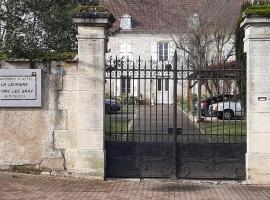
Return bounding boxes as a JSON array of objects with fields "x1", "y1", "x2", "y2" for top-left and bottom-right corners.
[
  {"x1": 223, "y1": 110, "x2": 234, "y2": 120},
  {"x1": 217, "y1": 112, "x2": 223, "y2": 119},
  {"x1": 201, "y1": 109, "x2": 205, "y2": 117},
  {"x1": 105, "y1": 105, "x2": 112, "y2": 114}
]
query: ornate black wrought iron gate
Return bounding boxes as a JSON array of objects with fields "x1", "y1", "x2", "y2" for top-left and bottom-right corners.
[{"x1": 105, "y1": 52, "x2": 246, "y2": 179}]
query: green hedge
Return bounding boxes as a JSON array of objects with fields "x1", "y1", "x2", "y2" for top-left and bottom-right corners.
[
  {"x1": 244, "y1": 5, "x2": 270, "y2": 17},
  {"x1": 73, "y1": 5, "x2": 107, "y2": 13},
  {"x1": 0, "y1": 51, "x2": 76, "y2": 62}
]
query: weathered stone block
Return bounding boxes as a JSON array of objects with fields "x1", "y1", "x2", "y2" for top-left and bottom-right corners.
[
  {"x1": 77, "y1": 62, "x2": 104, "y2": 75},
  {"x1": 54, "y1": 130, "x2": 77, "y2": 149},
  {"x1": 77, "y1": 75, "x2": 104, "y2": 91},
  {"x1": 78, "y1": 26, "x2": 105, "y2": 36},
  {"x1": 64, "y1": 149, "x2": 105, "y2": 179},
  {"x1": 66, "y1": 110, "x2": 78, "y2": 130},
  {"x1": 77, "y1": 91, "x2": 103, "y2": 110},
  {"x1": 75, "y1": 149, "x2": 104, "y2": 175},
  {"x1": 249, "y1": 75, "x2": 270, "y2": 92},
  {"x1": 0, "y1": 110, "x2": 57, "y2": 165},
  {"x1": 65, "y1": 149, "x2": 77, "y2": 170},
  {"x1": 40, "y1": 157, "x2": 64, "y2": 172},
  {"x1": 63, "y1": 62, "x2": 78, "y2": 75},
  {"x1": 58, "y1": 91, "x2": 77, "y2": 110},
  {"x1": 247, "y1": 153, "x2": 270, "y2": 184},
  {"x1": 77, "y1": 130, "x2": 104, "y2": 150},
  {"x1": 248, "y1": 92, "x2": 270, "y2": 113},
  {"x1": 248, "y1": 132, "x2": 270, "y2": 154},
  {"x1": 55, "y1": 110, "x2": 68, "y2": 130},
  {"x1": 62, "y1": 75, "x2": 78, "y2": 91},
  {"x1": 248, "y1": 56, "x2": 270, "y2": 75},
  {"x1": 249, "y1": 41, "x2": 270, "y2": 56},
  {"x1": 249, "y1": 112, "x2": 270, "y2": 133},
  {"x1": 245, "y1": 24, "x2": 270, "y2": 37},
  {"x1": 77, "y1": 110, "x2": 104, "y2": 130},
  {"x1": 67, "y1": 110, "x2": 103, "y2": 130},
  {"x1": 77, "y1": 41, "x2": 105, "y2": 75}
]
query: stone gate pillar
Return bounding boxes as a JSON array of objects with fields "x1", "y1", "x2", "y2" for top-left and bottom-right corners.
[
  {"x1": 241, "y1": 17, "x2": 270, "y2": 184},
  {"x1": 55, "y1": 11, "x2": 115, "y2": 179}
]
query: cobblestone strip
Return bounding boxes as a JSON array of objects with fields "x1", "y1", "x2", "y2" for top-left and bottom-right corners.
[{"x1": 1, "y1": 172, "x2": 270, "y2": 200}]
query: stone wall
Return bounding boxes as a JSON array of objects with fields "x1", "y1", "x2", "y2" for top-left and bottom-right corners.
[
  {"x1": 0, "y1": 61, "x2": 77, "y2": 174},
  {"x1": 0, "y1": 11, "x2": 114, "y2": 179},
  {"x1": 242, "y1": 17, "x2": 270, "y2": 184}
]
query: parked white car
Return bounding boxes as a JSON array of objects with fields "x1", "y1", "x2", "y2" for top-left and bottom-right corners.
[{"x1": 210, "y1": 97, "x2": 243, "y2": 120}]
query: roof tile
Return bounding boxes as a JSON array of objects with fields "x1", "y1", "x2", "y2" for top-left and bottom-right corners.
[{"x1": 100, "y1": 0, "x2": 244, "y2": 33}]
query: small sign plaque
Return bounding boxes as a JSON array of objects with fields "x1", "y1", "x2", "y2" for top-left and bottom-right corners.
[
  {"x1": 0, "y1": 69, "x2": 42, "y2": 107},
  {"x1": 258, "y1": 97, "x2": 267, "y2": 101}
]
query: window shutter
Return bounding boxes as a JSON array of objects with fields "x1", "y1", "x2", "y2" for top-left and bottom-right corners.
[
  {"x1": 151, "y1": 42, "x2": 158, "y2": 61},
  {"x1": 119, "y1": 42, "x2": 126, "y2": 59},
  {"x1": 127, "y1": 43, "x2": 132, "y2": 60},
  {"x1": 115, "y1": 79, "x2": 121, "y2": 96},
  {"x1": 133, "y1": 80, "x2": 138, "y2": 97}
]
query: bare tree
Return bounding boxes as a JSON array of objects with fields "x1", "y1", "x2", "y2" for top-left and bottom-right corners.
[{"x1": 171, "y1": 0, "x2": 237, "y2": 119}]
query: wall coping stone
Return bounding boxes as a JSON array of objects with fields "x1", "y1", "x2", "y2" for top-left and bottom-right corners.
[
  {"x1": 73, "y1": 12, "x2": 115, "y2": 28},
  {"x1": 241, "y1": 16, "x2": 270, "y2": 28}
]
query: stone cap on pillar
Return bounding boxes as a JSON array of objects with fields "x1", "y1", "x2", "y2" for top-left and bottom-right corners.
[
  {"x1": 73, "y1": 12, "x2": 115, "y2": 28},
  {"x1": 241, "y1": 16, "x2": 270, "y2": 28}
]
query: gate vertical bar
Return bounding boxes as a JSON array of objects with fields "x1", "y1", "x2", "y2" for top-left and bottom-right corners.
[
  {"x1": 109, "y1": 58, "x2": 112, "y2": 140},
  {"x1": 115, "y1": 57, "x2": 118, "y2": 141},
  {"x1": 172, "y1": 50, "x2": 178, "y2": 179},
  {"x1": 127, "y1": 59, "x2": 129, "y2": 141}
]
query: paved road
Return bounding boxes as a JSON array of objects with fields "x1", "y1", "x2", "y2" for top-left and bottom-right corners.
[
  {"x1": 0, "y1": 172, "x2": 270, "y2": 200},
  {"x1": 130, "y1": 105, "x2": 208, "y2": 143},
  {"x1": 105, "y1": 105, "x2": 244, "y2": 143},
  {"x1": 132, "y1": 105, "x2": 198, "y2": 133}
]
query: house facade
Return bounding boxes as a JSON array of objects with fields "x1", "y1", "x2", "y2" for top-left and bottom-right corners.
[
  {"x1": 107, "y1": 32, "x2": 176, "y2": 104},
  {"x1": 101, "y1": 0, "x2": 243, "y2": 104}
]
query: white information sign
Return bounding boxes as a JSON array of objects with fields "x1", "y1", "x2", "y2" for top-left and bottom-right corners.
[{"x1": 0, "y1": 69, "x2": 42, "y2": 107}]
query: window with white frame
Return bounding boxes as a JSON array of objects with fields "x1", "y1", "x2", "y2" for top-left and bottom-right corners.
[
  {"x1": 158, "y1": 42, "x2": 169, "y2": 61},
  {"x1": 119, "y1": 42, "x2": 133, "y2": 60},
  {"x1": 121, "y1": 77, "x2": 131, "y2": 94},
  {"x1": 157, "y1": 79, "x2": 169, "y2": 92},
  {"x1": 120, "y1": 14, "x2": 132, "y2": 30},
  {"x1": 116, "y1": 77, "x2": 138, "y2": 97}
]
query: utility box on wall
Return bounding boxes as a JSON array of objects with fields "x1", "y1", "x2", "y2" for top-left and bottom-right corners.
[{"x1": 0, "y1": 69, "x2": 42, "y2": 107}]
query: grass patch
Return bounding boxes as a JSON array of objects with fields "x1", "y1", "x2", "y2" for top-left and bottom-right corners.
[
  {"x1": 200, "y1": 120, "x2": 246, "y2": 136},
  {"x1": 178, "y1": 100, "x2": 196, "y2": 114},
  {"x1": 121, "y1": 105, "x2": 137, "y2": 113},
  {"x1": 179, "y1": 101, "x2": 189, "y2": 113},
  {"x1": 105, "y1": 116, "x2": 129, "y2": 133}
]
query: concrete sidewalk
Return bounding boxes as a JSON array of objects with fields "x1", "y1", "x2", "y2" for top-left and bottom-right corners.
[{"x1": 0, "y1": 172, "x2": 270, "y2": 200}]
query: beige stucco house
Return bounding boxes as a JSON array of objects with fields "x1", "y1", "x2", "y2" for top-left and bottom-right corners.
[{"x1": 101, "y1": 0, "x2": 243, "y2": 104}]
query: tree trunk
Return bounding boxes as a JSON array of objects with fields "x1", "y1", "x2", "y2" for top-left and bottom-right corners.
[
  {"x1": 197, "y1": 74, "x2": 202, "y2": 121},
  {"x1": 187, "y1": 79, "x2": 192, "y2": 113}
]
